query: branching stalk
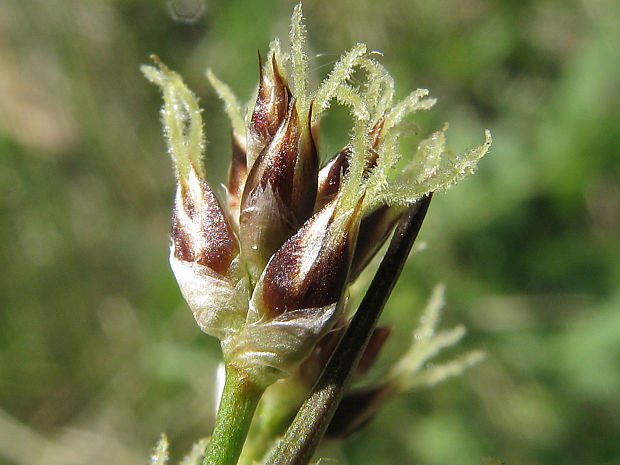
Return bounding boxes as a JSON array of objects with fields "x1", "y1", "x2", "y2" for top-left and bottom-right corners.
[{"x1": 265, "y1": 194, "x2": 433, "y2": 465}]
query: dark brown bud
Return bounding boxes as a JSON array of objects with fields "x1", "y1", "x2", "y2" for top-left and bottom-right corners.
[
  {"x1": 260, "y1": 192, "x2": 361, "y2": 317},
  {"x1": 230, "y1": 193, "x2": 364, "y2": 387},
  {"x1": 316, "y1": 147, "x2": 406, "y2": 283},
  {"x1": 239, "y1": 100, "x2": 318, "y2": 280},
  {"x1": 246, "y1": 53, "x2": 291, "y2": 169},
  {"x1": 171, "y1": 164, "x2": 239, "y2": 276},
  {"x1": 327, "y1": 383, "x2": 396, "y2": 438},
  {"x1": 169, "y1": 163, "x2": 249, "y2": 340},
  {"x1": 314, "y1": 117, "x2": 385, "y2": 213},
  {"x1": 315, "y1": 147, "x2": 350, "y2": 212}
]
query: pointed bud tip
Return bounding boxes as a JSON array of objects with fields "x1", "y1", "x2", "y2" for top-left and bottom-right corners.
[
  {"x1": 315, "y1": 147, "x2": 350, "y2": 211},
  {"x1": 249, "y1": 52, "x2": 291, "y2": 145}
]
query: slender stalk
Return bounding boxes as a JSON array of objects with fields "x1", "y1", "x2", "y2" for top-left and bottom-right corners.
[
  {"x1": 203, "y1": 363, "x2": 264, "y2": 465},
  {"x1": 265, "y1": 194, "x2": 432, "y2": 465},
  {"x1": 238, "y1": 380, "x2": 307, "y2": 465}
]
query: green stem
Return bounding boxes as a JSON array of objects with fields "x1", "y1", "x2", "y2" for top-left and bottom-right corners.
[
  {"x1": 238, "y1": 378, "x2": 309, "y2": 465},
  {"x1": 203, "y1": 363, "x2": 264, "y2": 465},
  {"x1": 265, "y1": 194, "x2": 432, "y2": 465},
  {"x1": 238, "y1": 383, "x2": 304, "y2": 465}
]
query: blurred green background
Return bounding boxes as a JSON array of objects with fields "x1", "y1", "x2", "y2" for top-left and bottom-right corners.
[{"x1": 1, "y1": 0, "x2": 619, "y2": 464}]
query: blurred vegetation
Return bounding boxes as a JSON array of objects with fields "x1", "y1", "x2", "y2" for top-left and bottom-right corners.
[{"x1": 0, "y1": 0, "x2": 618, "y2": 464}]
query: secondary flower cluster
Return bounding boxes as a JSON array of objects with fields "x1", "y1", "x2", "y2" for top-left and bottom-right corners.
[{"x1": 142, "y1": 4, "x2": 490, "y2": 390}]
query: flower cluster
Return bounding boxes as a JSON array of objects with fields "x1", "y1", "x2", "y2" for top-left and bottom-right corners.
[{"x1": 142, "y1": 4, "x2": 490, "y2": 392}]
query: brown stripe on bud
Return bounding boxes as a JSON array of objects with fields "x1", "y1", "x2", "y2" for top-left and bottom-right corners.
[
  {"x1": 245, "y1": 101, "x2": 300, "y2": 206},
  {"x1": 260, "y1": 193, "x2": 362, "y2": 318},
  {"x1": 226, "y1": 131, "x2": 248, "y2": 224},
  {"x1": 369, "y1": 117, "x2": 385, "y2": 149},
  {"x1": 171, "y1": 164, "x2": 239, "y2": 276},
  {"x1": 315, "y1": 147, "x2": 350, "y2": 212},
  {"x1": 228, "y1": 131, "x2": 247, "y2": 201},
  {"x1": 363, "y1": 118, "x2": 386, "y2": 176},
  {"x1": 250, "y1": 53, "x2": 290, "y2": 141},
  {"x1": 246, "y1": 53, "x2": 291, "y2": 169}
]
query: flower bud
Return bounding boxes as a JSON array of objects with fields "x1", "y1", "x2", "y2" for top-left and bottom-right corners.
[
  {"x1": 259, "y1": 191, "x2": 358, "y2": 317},
  {"x1": 326, "y1": 383, "x2": 395, "y2": 438},
  {"x1": 315, "y1": 147, "x2": 349, "y2": 212},
  {"x1": 239, "y1": 100, "x2": 318, "y2": 281},
  {"x1": 315, "y1": 116, "x2": 406, "y2": 283},
  {"x1": 169, "y1": 162, "x2": 249, "y2": 340},
  {"x1": 246, "y1": 53, "x2": 291, "y2": 169},
  {"x1": 228, "y1": 192, "x2": 363, "y2": 387},
  {"x1": 297, "y1": 323, "x2": 390, "y2": 388},
  {"x1": 317, "y1": 177, "x2": 404, "y2": 284},
  {"x1": 314, "y1": 116, "x2": 385, "y2": 213}
]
